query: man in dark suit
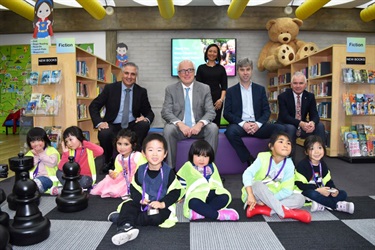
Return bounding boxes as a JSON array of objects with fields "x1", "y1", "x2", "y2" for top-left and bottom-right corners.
[
  {"x1": 89, "y1": 62, "x2": 154, "y2": 172},
  {"x1": 224, "y1": 58, "x2": 284, "y2": 166},
  {"x1": 161, "y1": 60, "x2": 218, "y2": 169},
  {"x1": 277, "y1": 71, "x2": 325, "y2": 147}
]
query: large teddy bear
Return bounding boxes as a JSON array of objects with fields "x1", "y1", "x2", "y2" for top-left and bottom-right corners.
[{"x1": 257, "y1": 17, "x2": 318, "y2": 72}]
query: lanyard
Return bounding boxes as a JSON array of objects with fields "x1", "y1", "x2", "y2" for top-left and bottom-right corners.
[
  {"x1": 33, "y1": 159, "x2": 41, "y2": 178},
  {"x1": 263, "y1": 156, "x2": 286, "y2": 182},
  {"x1": 141, "y1": 164, "x2": 164, "y2": 211},
  {"x1": 194, "y1": 165, "x2": 207, "y2": 178},
  {"x1": 309, "y1": 161, "x2": 323, "y2": 187},
  {"x1": 73, "y1": 147, "x2": 85, "y2": 160},
  {"x1": 121, "y1": 152, "x2": 132, "y2": 195}
]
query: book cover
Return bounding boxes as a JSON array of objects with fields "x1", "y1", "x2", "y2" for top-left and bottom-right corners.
[
  {"x1": 347, "y1": 139, "x2": 361, "y2": 157},
  {"x1": 45, "y1": 99, "x2": 59, "y2": 115},
  {"x1": 25, "y1": 101, "x2": 37, "y2": 115},
  {"x1": 51, "y1": 70, "x2": 62, "y2": 84},
  {"x1": 359, "y1": 69, "x2": 368, "y2": 83},
  {"x1": 344, "y1": 131, "x2": 358, "y2": 142},
  {"x1": 47, "y1": 126, "x2": 62, "y2": 149},
  {"x1": 82, "y1": 131, "x2": 90, "y2": 141},
  {"x1": 30, "y1": 93, "x2": 42, "y2": 107},
  {"x1": 359, "y1": 140, "x2": 368, "y2": 157},
  {"x1": 342, "y1": 68, "x2": 354, "y2": 83},
  {"x1": 41, "y1": 70, "x2": 51, "y2": 84},
  {"x1": 368, "y1": 69, "x2": 375, "y2": 83},
  {"x1": 28, "y1": 71, "x2": 39, "y2": 85},
  {"x1": 353, "y1": 69, "x2": 361, "y2": 83}
]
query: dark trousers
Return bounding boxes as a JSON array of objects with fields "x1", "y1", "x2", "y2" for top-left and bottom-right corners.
[
  {"x1": 189, "y1": 190, "x2": 229, "y2": 220},
  {"x1": 283, "y1": 122, "x2": 326, "y2": 146},
  {"x1": 98, "y1": 121, "x2": 150, "y2": 163},
  {"x1": 303, "y1": 189, "x2": 347, "y2": 210},
  {"x1": 225, "y1": 123, "x2": 285, "y2": 162},
  {"x1": 117, "y1": 199, "x2": 171, "y2": 228},
  {"x1": 213, "y1": 107, "x2": 223, "y2": 128}
]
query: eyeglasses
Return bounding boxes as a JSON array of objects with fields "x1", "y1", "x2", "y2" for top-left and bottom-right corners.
[{"x1": 178, "y1": 68, "x2": 195, "y2": 74}]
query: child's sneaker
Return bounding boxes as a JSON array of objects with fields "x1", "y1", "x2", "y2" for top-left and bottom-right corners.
[
  {"x1": 189, "y1": 210, "x2": 205, "y2": 220},
  {"x1": 112, "y1": 223, "x2": 139, "y2": 246},
  {"x1": 311, "y1": 201, "x2": 325, "y2": 212},
  {"x1": 217, "y1": 208, "x2": 239, "y2": 221},
  {"x1": 336, "y1": 201, "x2": 355, "y2": 214},
  {"x1": 107, "y1": 211, "x2": 120, "y2": 223}
]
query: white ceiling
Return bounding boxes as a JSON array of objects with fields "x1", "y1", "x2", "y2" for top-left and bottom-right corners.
[{"x1": 1, "y1": 0, "x2": 374, "y2": 10}]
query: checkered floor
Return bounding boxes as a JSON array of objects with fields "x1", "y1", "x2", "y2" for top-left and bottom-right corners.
[{"x1": 1, "y1": 195, "x2": 374, "y2": 250}]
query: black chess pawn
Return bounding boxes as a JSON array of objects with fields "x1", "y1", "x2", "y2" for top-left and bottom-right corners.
[
  {"x1": 56, "y1": 156, "x2": 89, "y2": 212},
  {"x1": 7, "y1": 153, "x2": 34, "y2": 210},
  {"x1": 0, "y1": 224, "x2": 11, "y2": 250},
  {"x1": 0, "y1": 189, "x2": 9, "y2": 227},
  {"x1": 8, "y1": 172, "x2": 50, "y2": 246}
]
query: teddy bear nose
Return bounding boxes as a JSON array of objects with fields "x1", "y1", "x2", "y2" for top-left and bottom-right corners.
[{"x1": 283, "y1": 37, "x2": 289, "y2": 42}]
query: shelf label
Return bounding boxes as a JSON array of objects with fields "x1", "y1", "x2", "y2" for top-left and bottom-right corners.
[
  {"x1": 56, "y1": 38, "x2": 76, "y2": 53},
  {"x1": 346, "y1": 37, "x2": 366, "y2": 53},
  {"x1": 346, "y1": 57, "x2": 366, "y2": 65}
]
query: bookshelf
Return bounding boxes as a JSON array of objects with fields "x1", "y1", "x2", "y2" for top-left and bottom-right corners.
[
  {"x1": 29, "y1": 46, "x2": 121, "y2": 145},
  {"x1": 267, "y1": 44, "x2": 375, "y2": 158}
]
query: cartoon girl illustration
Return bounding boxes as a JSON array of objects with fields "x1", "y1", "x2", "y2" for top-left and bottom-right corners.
[
  {"x1": 116, "y1": 43, "x2": 128, "y2": 68},
  {"x1": 33, "y1": 0, "x2": 54, "y2": 39}
]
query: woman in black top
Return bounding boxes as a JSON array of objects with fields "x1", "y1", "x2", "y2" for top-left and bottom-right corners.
[{"x1": 196, "y1": 44, "x2": 228, "y2": 127}]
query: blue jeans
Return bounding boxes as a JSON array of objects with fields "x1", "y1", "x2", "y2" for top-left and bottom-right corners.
[
  {"x1": 188, "y1": 190, "x2": 229, "y2": 220},
  {"x1": 302, "y1": 189, "x2": 347, "y2": 210},
  {"x1": 34, "y1": 176, "x2": 53, "y2": 193}
]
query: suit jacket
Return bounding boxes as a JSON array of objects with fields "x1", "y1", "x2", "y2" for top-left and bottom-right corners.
[
  {"x1": 161, "y1": 81, "x2": 215, "y2": 124},
  {"x1": 277, "y1": 88, "x2": 320, "y2": 128},
  {"x1": 89, "y1": 81, "x2": 154, "y2": 127},
  {"x1": 224, "y1": 82, "x2": 270, "y2": 125}
]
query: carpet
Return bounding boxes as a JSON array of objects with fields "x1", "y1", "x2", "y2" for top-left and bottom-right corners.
[{"x1": 1, "y1": 195, "x2": 374, "y2": 250}]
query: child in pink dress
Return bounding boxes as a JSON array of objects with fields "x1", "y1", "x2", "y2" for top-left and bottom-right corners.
[{"x1": 91, "y1": 129, "x2": 146, "y2": 198}]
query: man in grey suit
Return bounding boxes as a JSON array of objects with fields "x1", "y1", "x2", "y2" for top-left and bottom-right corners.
[{"x1": 161, "y1": 60, "x2": 218, "y2": 169}]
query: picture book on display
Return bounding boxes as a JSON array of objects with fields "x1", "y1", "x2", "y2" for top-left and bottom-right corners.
[
  {"x1": 82, "y1": 131, "x2": 90, "y2": 141},
  {"x1": 51, "y1": 70, "x2": 62, "y2": 84},
  {"x1": 341, "y1": 124, "x2": 375, "y2": 157},
  {"x1": 41, "y1": 70, "x2": 52, "y2": 84},
  {"x1": 44, "y1": 126, "x2": 62, "y2": 149},
  {"x1": 28, "y1": 71, "x2": 39, "y2": 85}
]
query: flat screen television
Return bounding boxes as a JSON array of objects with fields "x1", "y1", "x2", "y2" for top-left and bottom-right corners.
[{"x1": 171, "y1": 38, "x2": 237, "y2": 77}]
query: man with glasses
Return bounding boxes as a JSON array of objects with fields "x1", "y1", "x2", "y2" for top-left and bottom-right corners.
[
  {"x1": 89, "y1": 62, "x2": 154, "y2": 173},
  {"x1": 277, "y1": 71, "x2": 326, "y2": 147},
  {"x1": 224, "y1": 58, "x2": 285, "y2": 167},
  {"x1": 161, "y1": 60, "x2": 218, "y2": 169}
]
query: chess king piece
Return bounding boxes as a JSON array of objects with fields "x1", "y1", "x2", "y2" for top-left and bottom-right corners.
[
  {"x1": 9, "y1": 172, "x2": 51, "y2": 246},
  {"x1": 56, "y1": 156, "x2": 89, "y2": 212},
  {"x1": 7, "y1": 153, "x2": 34, "y2": 210}
]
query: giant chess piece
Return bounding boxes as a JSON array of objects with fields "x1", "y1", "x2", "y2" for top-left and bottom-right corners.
[
  {"x1": 7, "y1": 153, "x2": 34, "y2": 210},
  {"x1": 56, "y1": 156, "x2": 89, "y2": 212},
  {"x1": 0, "y1": 224, "x2": 11, "y2": 250},
  {"x1": 8, "y1": 172, "x2": 50, "y2": 246},
  {"x1": 0, "y1": 189, "x2": 10, "y2": 227},
  {"x1": 0, "y1": 163, "x2": 8, "y2": 178}
]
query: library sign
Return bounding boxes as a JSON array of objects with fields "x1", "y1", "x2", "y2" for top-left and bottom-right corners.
[
  {"x1": 56, "y1": 38, "x2": 76, "y2": 53},
  {"x1": 347, "y1": 37, "x2": 366, "y2": 53},
  {"x1": 38, "y1": 57, "x2": 58, "y2": 66}
]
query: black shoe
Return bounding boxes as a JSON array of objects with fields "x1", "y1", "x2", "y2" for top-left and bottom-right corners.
[{"x1": 112, "y1": 223, "x2": 139, "y2": 246}]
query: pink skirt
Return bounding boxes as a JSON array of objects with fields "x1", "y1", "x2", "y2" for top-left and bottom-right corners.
[{"x1": 90, "y1": 174, "x2": 128, "y2": 198}]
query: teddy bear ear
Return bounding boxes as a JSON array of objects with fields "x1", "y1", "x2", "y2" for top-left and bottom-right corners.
[
  {"x1": 266, "y1": 19, "x2": 277, "y2": 30},
  {"x1": 292, "y1": 18, "x2": 303, "y2": 27}
]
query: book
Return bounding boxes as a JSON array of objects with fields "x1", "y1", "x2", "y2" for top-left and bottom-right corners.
[
  {"x1": 368, "y1": 69, "x2": 375, "y2": 83},
  {"x1": 342, "y1": 68, "x2": 354, "y2": 83},
  {"x1": 30, "y1": 93, "x2": 42, "y2": 107},
  {"x1": 82, "y1": 131, "x2": 90, "y2": 141},
  {"x1": 25, "y1": 101, "x2": 37, "y2": 115},
  {"x1": 51, "y1": 70, "x2": 62, "y2": 84},
  {"x1": 347, "y1": 139, "x2": 361, "y2": 157},
  {"x1": 41, "y1": 70, "x2": 51, "y2": 84},
  {"x1": 28, "y1": 71, "x2": 39, "y2": 85},
  {"x1": 46, "y1": 126, "x2": 62, "y2": 149},
  {"x1": 359, "y1": 69, "x2": 368, "y2": 83}
]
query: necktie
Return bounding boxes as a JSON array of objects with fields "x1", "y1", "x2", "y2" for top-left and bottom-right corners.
[
  {"x1": 121, "y1": 88, "x2": 131, "y2": 128},
  {"x1": 184, "y1": 88, "x2": 192, "y2": 127},
  {"x1": 296, "y1": 94, "x2": 301, "y2": 136}
]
